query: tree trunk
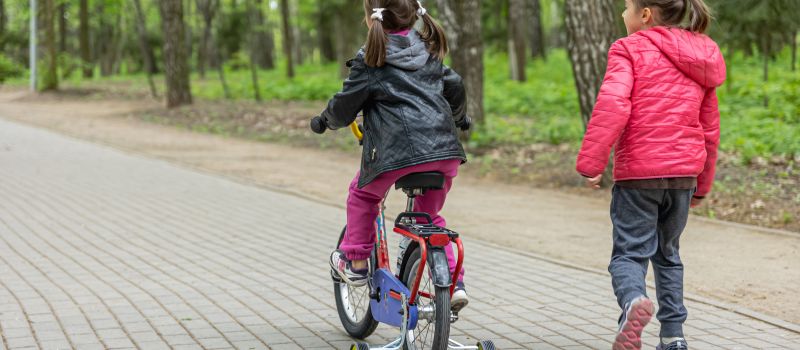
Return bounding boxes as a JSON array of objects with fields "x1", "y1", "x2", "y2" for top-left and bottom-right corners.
[
  {"x1": 549, "y1": 0, "x2": 566, "y2": 48},
  {"x1": 159, "y1": 0, "x2": 193, "y2": 108},
  {"x1": 290, "y1": 0, "x2": 303, "y2": 65},
  {"x1": 95, "y1": 3, "x2": 115, "y2": 76},
  {"x1": 564, "y1": 0, "x2": 619, "y2": 127},
  {"x1": 208, "y1": 0, "x2": 229, "y2": 98},
  {"x1": 0, "y1": 0, "x2": 6, "y2": 48},
  {"x1": 249, "y1": 0, "x2": 273, "y2": 69},
  {"x1": 196, "y1": 0, "x2": 217, "y2": 78},
  {"x1": 528, "y1": 0, "x2": 546, "y2": 60},
  {"x1": 42, "y1": 0, "x2": 58, "y2": 90},
  {"x1": 58, "y1": 2, "x2": 67, "y2": 53},
  {"x1": 262, "y1": 8, "x2": 275, "y2": 69},
  {"x1": 508, "y1": 0, "x2": 526, "y2": 81},
  {"x1": 246, "y1": 0, "x2": 262, "y2": 101},
  {"x1": 333, "y1": 10, "x2": 347, "y2": 78},
  {"x1": 132, "y1": 0, "x2": 158, "y2": 98},
  {"x1": 330, "y1": 3, "x2": 362, "y2": 78},
  {"x1": 110, "y1": 11, "x2": 124, "y2": 75},
  {"x1": 317, "y1": 3, "x2": 336, "y2": 63},
  {"x1": 435, "y1": 0, "x2": 484, "y2": 136},
  {"x1": 79, "y1": 0, "x2": 92, "y2": 78},
  {"x1": 185, "y1": 0, "x2": 193, "y2": 68},
  {"x1": 279, "y1": 0, "x2": 294, "y2": 78}
]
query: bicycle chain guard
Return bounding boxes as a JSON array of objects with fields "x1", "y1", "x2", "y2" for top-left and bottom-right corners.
[{"x1": 370, "y1": 268, "x2": 418, "y2": 330}]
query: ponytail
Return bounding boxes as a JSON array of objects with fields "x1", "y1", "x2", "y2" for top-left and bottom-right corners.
[
  {"x1": 365, "y1": 10, "x2": 388, "y2": 67},
  {"x1": 362, "y1": 0, "x2": 450, "y2": 66},
  {"x1": 634, "y1": 0, "x2": 713, "y2": 33},
  {"x1": 419, "y1": 12, "x2": 449, "y2": 60},
  {"x1": 686, "y1": 0, "x2": 711, "y2": 33}
]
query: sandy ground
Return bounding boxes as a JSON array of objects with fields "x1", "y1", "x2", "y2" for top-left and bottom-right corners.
[{"x1": 0, "y1": 90, "x2": 797, "y2": 326}]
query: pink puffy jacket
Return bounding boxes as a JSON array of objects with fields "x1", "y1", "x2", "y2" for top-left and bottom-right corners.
[{"x1": 576, "y1": 27, "x2": 726, "y2": 197}]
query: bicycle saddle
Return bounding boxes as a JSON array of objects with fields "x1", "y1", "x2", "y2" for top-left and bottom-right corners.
[{"x1": 395, "y1": 172, "x2": 445, "y2": 191}]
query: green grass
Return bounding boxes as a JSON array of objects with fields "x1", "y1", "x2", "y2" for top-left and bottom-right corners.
[
  {"x1": 6, "y1": 48, "x2": 798, "y2": 162},
  {"x1": 716, "y1": 52, "x2": 800, "y2": 163}
]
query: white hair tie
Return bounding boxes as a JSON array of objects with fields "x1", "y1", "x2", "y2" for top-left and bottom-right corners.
[
  {"x1": 371, "y1": 8, "x2": 386, "y2": 22},
  {"x1": 416, "y1": 1, "x2": 427, "y2": 17}
]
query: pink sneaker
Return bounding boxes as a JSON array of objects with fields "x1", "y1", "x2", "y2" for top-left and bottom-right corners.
[{"x1": 613, "y1": 296, "x2": 655, "y2": 350}]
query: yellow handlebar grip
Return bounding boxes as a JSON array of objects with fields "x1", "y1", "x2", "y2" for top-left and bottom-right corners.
[{"x1": 349, "y1": 122, "x2": 363, "y2": 141}]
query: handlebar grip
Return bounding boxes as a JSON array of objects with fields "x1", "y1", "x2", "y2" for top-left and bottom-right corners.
[
  {"x1": 310, "y1": 116, "x2": 328, "y2": 134},
  {"x1": 457, "y1": 116, "x2": 472, "y2": 131}
]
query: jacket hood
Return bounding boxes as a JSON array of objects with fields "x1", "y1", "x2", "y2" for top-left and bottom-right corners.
[
  {"x1": 637, "y1": 27, "x2": 726, "y2": 88},
  {"x1": 385, "y1": 30, "x2": 430, "y2": 70}
]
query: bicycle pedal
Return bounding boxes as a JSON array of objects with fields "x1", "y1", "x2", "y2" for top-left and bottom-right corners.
[{"x1": 450, "y1": 311, "x2": 459, "y2": 323}]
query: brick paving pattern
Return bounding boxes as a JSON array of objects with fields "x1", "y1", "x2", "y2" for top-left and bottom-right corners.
[{"x1": 0, "y1": 119, "x2": 797, "y2": 349}]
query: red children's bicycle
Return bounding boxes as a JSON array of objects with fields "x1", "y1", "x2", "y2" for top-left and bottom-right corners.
[{"x1": 311, "y1": 116, "x2": 493, "y2": 350}]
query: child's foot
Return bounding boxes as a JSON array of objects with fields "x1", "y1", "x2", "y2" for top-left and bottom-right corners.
[
  {"x1": 329, "y1": 250, "x2": 368, "y2": 287},
  {"x1": 613, "y1": 296, "x2": 655, "y2": 350},
  {"x1": 450, "y1": 281, "x2": 469, "y2": 312},
  {"x1": 656, "y1": 338, "x2": 688, "y2": 350}
]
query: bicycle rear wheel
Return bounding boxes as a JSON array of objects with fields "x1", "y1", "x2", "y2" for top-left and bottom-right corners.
[
  {"x1": 333, "y1": 226, "x2": 378, "y2": 339},
  {"x1": 402, "y1": 246, "x2": 450, "y2": 350}
]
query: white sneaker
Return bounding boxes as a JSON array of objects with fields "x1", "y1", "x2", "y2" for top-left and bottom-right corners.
[
  {"x1": 451, "y1": 281, "x2": 469, "y2": 312},
  {"x1": 329, "y1": 250, "x2": 368, "y2": 287}
]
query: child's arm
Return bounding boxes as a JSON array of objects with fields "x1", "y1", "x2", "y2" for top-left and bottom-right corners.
[
  {"x1": 442, "y1": 65, "x2": 468, "y2": 127},
  {"x1": 320, "y1": 54, "x2": 371, "y2": 130},
  {"x1": 576, "y1": 41, "x2": 634, "y2": 178},
  {"x1": 695, "y1": 88, "x2": 720, "y2": 198}
]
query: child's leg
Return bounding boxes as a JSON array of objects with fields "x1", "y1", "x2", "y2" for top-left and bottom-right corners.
[
  {"x1": 651, "y1": 189, "x2": 692, "y2": 339},
  {"x1": 413, "y1": 160, "x2": 462, "y2": 282},
  {"x1": 608, "y1": 186, "x2": 662, "y2": 309},
  {"x1": 341, "y1": 173, "x2": 393, "y2": 261}
]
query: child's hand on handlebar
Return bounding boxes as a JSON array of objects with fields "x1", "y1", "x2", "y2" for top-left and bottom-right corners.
[
  {"x1": 456, "y1": 116, "x2": 471, "y2": 131},
  {"x1": 310, "y1": 116, "x2": 328, "y2": 134}
]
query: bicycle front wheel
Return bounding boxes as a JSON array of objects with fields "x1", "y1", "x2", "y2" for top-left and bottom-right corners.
[
  {"x1": 402, "y1": 246, "x2": 450, "y2": 350},
  {"x1": 333, "y1": 226, "x2": 378, "y2": 339}
]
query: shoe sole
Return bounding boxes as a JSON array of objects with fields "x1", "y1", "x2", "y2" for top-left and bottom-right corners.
[{"x1": 613, "y1": 298, "x2": 654, "y2": 350}]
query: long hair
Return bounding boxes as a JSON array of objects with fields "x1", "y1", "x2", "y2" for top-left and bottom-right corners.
[
  {"x1": 634, "y1": 0, "x2": 712, "y2": 33},
  {"x1": 363, "y1": 0, "x2": 449, "y2": 67}
]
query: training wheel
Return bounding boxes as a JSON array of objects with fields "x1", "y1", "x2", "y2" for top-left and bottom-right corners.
[
  {"x1": 476, "y1": 340, "x2": 495, "y2": 350},
  {"x1": 350, "y1": 342, "x2": 370, "y2": 350}
]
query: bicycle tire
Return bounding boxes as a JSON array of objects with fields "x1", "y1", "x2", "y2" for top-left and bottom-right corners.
[
  {"x1": 402, "y1": 246, "x2": 450, "y2": 350},
  {"x1": 333, "y1": 226, "x2": 379, "y2": 339}
]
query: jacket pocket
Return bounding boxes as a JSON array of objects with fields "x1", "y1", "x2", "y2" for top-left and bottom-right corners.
[{"x1": 361, "y1": 125, "x2": 379, "y2": 172}]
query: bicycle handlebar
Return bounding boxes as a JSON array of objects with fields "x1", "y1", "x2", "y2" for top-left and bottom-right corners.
[
  {"x1": 310, "y1": 114, "x2": 471, "y2": 138},
  {"x1": 457, "y1": 116, "x2": 472, "y2": 131},
  {"x1": 310, "y1": 116, "x2": 328, "y2": 134}
]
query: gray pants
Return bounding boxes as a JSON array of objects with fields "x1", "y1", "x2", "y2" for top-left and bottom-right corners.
[{"x1": 609, "y1": 185, "x2": 693, "y2": 338}]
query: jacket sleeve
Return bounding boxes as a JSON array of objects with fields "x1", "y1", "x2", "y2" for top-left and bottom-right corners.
[
  {"x1": 576, "y1": 41, "x2": 634, "y2": 178},
  {"x1": 442, "y1": 65, "x2": 467, "y2": 124},
  {"x1": 695, "y1": 88, "x2": 720, "y2": 197},
  {"x1": 320, "y1": 54, "x2": 371, "y2": 130}
]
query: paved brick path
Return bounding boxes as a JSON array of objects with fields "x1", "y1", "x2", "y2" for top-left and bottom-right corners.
[{"x1": 0, "y1": 119, "x2": 797, "y2": 350}]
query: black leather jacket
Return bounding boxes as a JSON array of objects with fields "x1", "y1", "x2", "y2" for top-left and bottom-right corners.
[{"x1": 320, "y1": 30, "x2": 468, "y2": 188}]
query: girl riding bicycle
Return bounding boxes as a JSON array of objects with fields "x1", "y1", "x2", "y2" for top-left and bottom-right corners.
[{"x1": 315, "y1": 0, "x2": 470, "y2": 312}]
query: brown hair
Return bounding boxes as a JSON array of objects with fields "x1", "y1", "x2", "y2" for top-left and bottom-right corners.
[
  {"x1": 363, "y1": 0, "x2": 449, "y2": 67},
  {"x1": 633, "y1": 0, "x2": 712, "y2": 33}
]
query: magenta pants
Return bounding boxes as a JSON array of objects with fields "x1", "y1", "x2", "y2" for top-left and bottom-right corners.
[{"x1": 340, "y1": 159, "x2": 464, "y2": 282}]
